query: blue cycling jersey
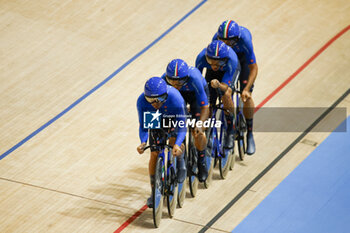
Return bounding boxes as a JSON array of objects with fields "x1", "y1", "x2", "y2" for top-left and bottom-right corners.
[
  {"x1": 195, "y1": 45, "x2": 240, "y2": 86},
  {"x1": 137, "y1": 86, "x2": 187, "y2": 147},
  {"x1": 213, "y1": 26, "x2": 256, "y2": 65},
  {"x1": 161, "y1": 66, "x2": 208, "y2": 107}
]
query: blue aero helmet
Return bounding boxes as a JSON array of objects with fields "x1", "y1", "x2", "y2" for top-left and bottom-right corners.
[
  {"x1": 217, "y1": 20, "x2": 241, "y2": 46},
  {"x1": 205, "y1": 40, "x2": 230, "y2": 66},
  {"x1": 165, "y1": 59, "x2": 189, "y2": 86},
  {"x1": 144, "y1": 77, "x2": 168, "y2": 104}
]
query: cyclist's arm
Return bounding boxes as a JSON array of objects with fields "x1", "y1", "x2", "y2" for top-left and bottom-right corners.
[
  {"x1": 199, "y1": 106, "x2": 209, "y2": 122},
  {"x1": 219, "y1": 59, "x2": 236, "y2": 92},
  {"x1": 242, "y1": 28, "x2": 258, "y2": 92},
  {"x1": 175, "y1": 107, "x2": 186, "y2": 146},
  {"x1": 245, "y1": 63, "x2": 258, "y2": 92},
  {"x1": 171, "y1": 97, "x2": 187, "y2": 147},
  {"x1": 137, "y1": 95, "x2": 149, "y2": 144},
  {"x1": 139, "y1": 127, "x2": 148, "y2": 144},
  {"x1": 191, "y1": 68, "x2": 210, "y2": 122},
  {"x1": 216, "y1": 81, "x2": 229, "y2": 93}
]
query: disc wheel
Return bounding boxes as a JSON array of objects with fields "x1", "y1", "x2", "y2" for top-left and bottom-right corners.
[
  {"x1": 219, "y1": 149, "x2": 231, "y2": 179},
  {"x1": 203, "y1": 155, "x2": 214, "y2": 188}
]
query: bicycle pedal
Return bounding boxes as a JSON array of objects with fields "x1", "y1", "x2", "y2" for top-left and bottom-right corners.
[
  {"x1": 191, "y1": 166, "x2": 197, "y2": 174},
  {"x1": 187, "y1": 168, "x2": 196, "y2": 176},
  {"x1": 221, "y1": 150, "x2": 228, "y2": 158},
  {"x1": 165, "y1": 189, "x2": 174, "y2": 196},
  {"x1": 170, "y1": 167, "x2": 176, "y2": 181}
]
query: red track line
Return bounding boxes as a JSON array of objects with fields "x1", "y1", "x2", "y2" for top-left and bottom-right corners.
[
  {"x1": 114, "y1": 24, "x2": 350, "y2": 232},
  {"x1": 255, "y1": 24, "x2": 350, "y2": 113},
  {"x1": 114, "y1": 205, "x2": 148, "y2": 233}
]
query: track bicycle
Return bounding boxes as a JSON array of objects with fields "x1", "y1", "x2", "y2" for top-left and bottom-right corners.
[
  {"x1": 232, "y1": 86, "x2": 247, "y2": 162},
  {"x1": 143, "y1": 129, "x2": 178, "y2": 228},
  {"x1": 206, "y1": 91, "x2": 234, "y2": 180}
]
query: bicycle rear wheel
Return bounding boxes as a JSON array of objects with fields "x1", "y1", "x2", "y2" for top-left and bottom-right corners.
[
  {"x1": 152, "y1": 156, "x2": 164, "y2": 228},
  {"x1": 219, "y1": 149, "x2": 231, "y2": 179}
]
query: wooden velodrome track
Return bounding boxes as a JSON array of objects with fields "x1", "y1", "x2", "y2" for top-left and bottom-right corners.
[{"x1": 0, "y1": 0, "x2": 349, "y2": 232}]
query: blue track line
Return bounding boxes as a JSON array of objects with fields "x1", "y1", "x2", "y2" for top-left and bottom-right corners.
[{"x1": 0, "y1": 0, "x2": 207, "y2": 160}]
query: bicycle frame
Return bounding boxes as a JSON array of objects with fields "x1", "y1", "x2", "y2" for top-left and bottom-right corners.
[
  {"x1": 145, "y1": 139, "x2": 175, "y2": 188},
  {"x1": 208, "y1": 103, "x2": 228, "y2": 159},
  {"x1": 143, "y1": 130, "x2": 178, "y2": 227}
]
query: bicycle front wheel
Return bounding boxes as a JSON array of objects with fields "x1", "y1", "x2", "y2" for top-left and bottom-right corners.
[
  {"x1": 237, "y1": 138, "x2": 246, "y2": 160},
  {"x1": 217, "y1": 111, "x2": 230, "y2": 179},
  {"x1": 166, "y1": 165, "x2": 178, "y2": 218},
  {"x1": 188, "y1": 159, "x2": 199, "y2": 197},
  {"x1": 236, "y1": 113, "x2": 247, "y2": 161},
  {"x1": 152, "y1": 156, "x2": 164, "y2": 228}
]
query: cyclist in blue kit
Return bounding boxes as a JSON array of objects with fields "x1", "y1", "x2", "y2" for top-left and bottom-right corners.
[
  {"x1": 196, "y1": 40, "x2": 241, "y2": 150},
  {"x1": 161, "y1": 59, "x2": 210, "y2": 182},
  {"x1": 213, "y1": 20, "x2": 258, "y2": 155},
  {"x1": 136, "y1": 77, "x2": 187, "y2": 208}
]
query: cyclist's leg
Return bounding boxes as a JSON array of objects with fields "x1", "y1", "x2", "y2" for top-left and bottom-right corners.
[
  {"x1": 239, "y1": 60, "x2": 255, "y2": 117},
  {"x1": 168, "y1": 129, "x2": 186, "y2": 183},
  {"x1": 189, "y1": 95, "x2": 209, "y2": 182},
  {"x1": 206, "y1": 68, "x2": 235, "y2": 149},
  {"x1": 183, "y1": 93, "x2": 207, "y2": 151},
  {"x1": 239, "y1": 61, "x2": 255, "y2": 155},
  {"x1": 222, "y1": 86, "x2": 234, "y2": 114},
  {"x1": 222, "y1": 68, "x2": 241, "y2": 149},
  {"x1": 180, "y1": 91, "x2": 207, "y2": 151},
  {"x1": 221, "y1": 87, "x2": 235, "y2": 148},
  {"x1": 222, "y1": 61, "x2": 240, "y2": 115},
  {"x1": 205, "y1": 69, "x2": 222, "y2": 108}
]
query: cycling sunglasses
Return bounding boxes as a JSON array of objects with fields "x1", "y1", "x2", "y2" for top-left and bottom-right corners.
[
  {"x1": 206, "y1": 56, "x2": 228, "y2": 67},
  {"x1": 217, "y1": 36, "x2": 239, "y2": 46},
  {"x1": 165, "y1": 76, "x2": 189, "y2": 87},
  {"x1": 145, "y1": 93, "x2": 168, "y2": 104}
]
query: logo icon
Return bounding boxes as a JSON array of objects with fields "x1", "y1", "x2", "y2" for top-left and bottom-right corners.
[{"x1": 143, "y1": 110, "x2": 162, "y2": 129}]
